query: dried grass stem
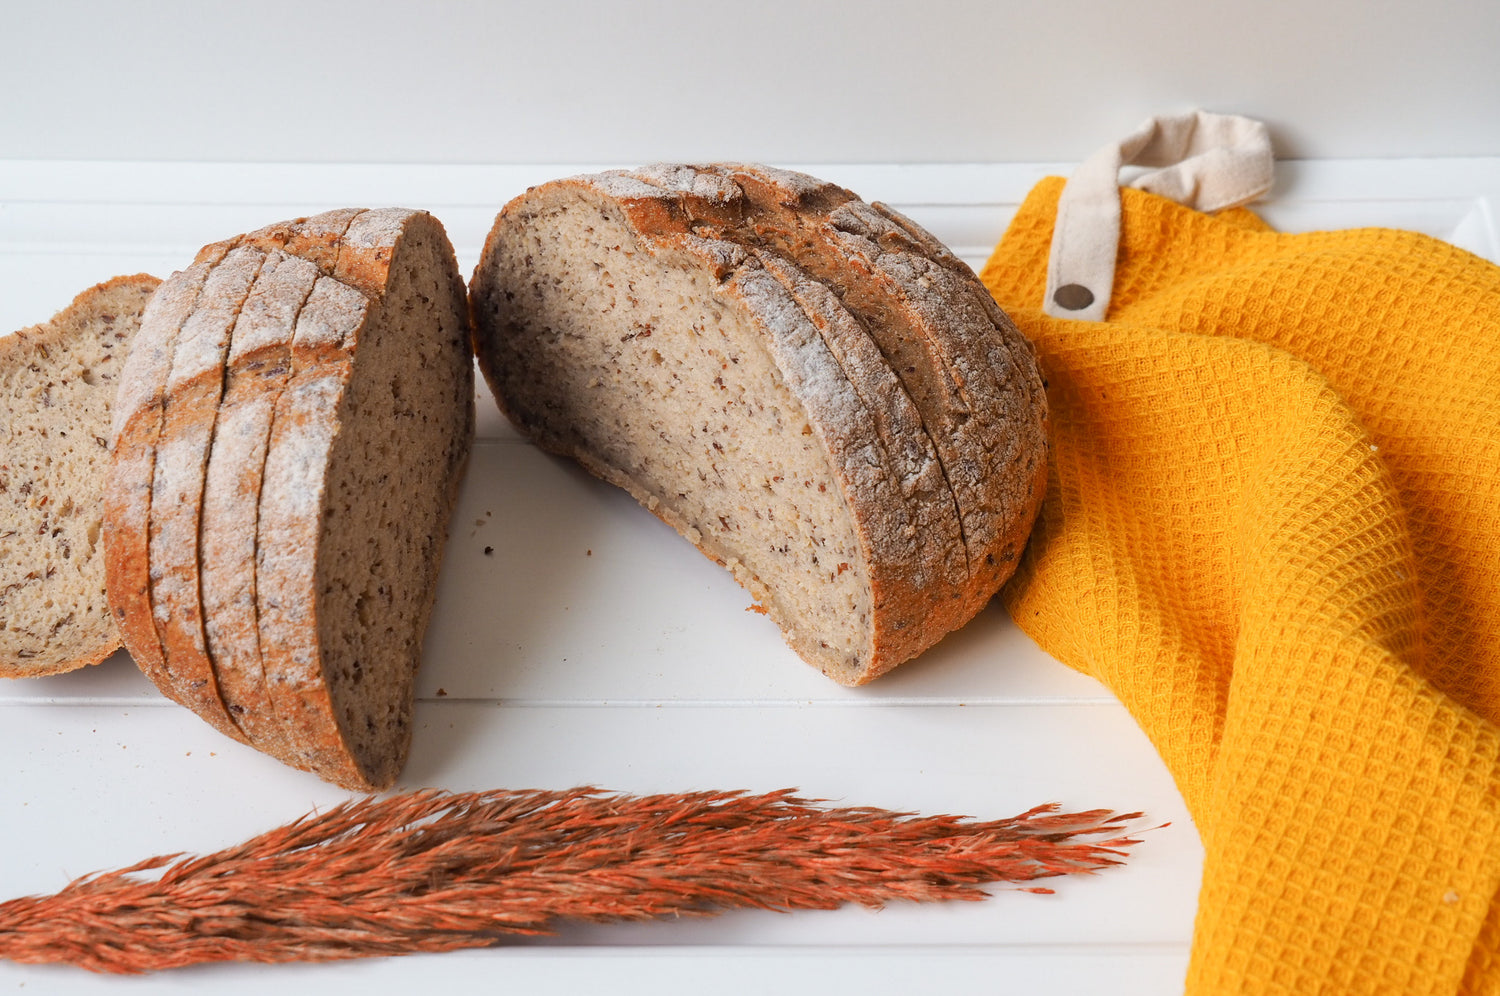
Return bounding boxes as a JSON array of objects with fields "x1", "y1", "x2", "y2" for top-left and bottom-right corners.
[{"x1": 0, "y1": 787, "x2": 1146, "y2": 973}]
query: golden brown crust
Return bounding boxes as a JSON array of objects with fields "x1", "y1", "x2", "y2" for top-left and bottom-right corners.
[
  {"x1": 105, "y1": 244, "x2": 240, "y2": 697},
  {"x1": 123, "y1": 212, "x2": 376, "y2": 746},
  {"x1": 145, "y1": 245, "x2": 272, "y2": 743},
  {"x1": 200, "y1": 210, "x2": 364, "y2": 748}
]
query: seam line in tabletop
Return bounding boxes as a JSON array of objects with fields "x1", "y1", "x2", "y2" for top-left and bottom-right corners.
[
  {"x1": 413, "y1": 698, "x2": 1124, "y2": 708},
  {"x1": 0, "y1": 695, "x2": 1123, "y2": 708},
  {"x1": 388, "y1": 940, "x2": 1195, "y2": 958}
]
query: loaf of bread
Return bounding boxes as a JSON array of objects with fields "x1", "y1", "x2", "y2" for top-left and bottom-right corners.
[
  {"x1": 469, "y1": 164, "x2": 1048, "y2": 684},
  {"x1": 1, "y1": 275, "x2": 160, "y2": 676},
  {"x1": 106, "y1": 209, "x2": 474, "y2": 789}
]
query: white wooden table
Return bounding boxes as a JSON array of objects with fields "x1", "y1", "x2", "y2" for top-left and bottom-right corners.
[{"x1": 1, "y1": 159, "x2": 1495, "y2": 994}]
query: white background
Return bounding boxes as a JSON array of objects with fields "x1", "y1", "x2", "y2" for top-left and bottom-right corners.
[{"x1": 4, "y1": 0, "x2": 1499, "y2": 164}]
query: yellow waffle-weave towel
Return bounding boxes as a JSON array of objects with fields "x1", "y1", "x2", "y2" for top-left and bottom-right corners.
[{"x1": 981, "y1": 177, "x2": 1500, "y2": 994}]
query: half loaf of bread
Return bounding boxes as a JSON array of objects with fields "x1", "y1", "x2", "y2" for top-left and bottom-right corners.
[
  {"x1": 1, "y1": 275, "x2": 160, "y2": 676},
  {"x1": 469, "y1": 164, "x2": 1048, "y2": 684},
  {"x1": 106, "y1": 209, "x2": 474, "y2": 789}
]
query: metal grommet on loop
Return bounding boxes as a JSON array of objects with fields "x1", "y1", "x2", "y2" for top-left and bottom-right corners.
[{"x1": 1052, "y1": 284, "x2": 1095, "y2": 312}]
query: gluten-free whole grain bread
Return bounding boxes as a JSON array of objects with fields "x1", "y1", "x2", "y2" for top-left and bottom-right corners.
[
  {"x1": 107, "y1": 209, "x2": 474, "y2": 789},
  {"x1": 469, "y1": 164, "x2": 1048, "y2": 685},
  {"x1": 1, "y1": 275, "x2": 160, "y2": 676}
]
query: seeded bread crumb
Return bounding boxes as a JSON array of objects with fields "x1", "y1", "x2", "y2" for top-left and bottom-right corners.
[{"x1": 1, "y1": 275, "x2": 160, "y2": 676}]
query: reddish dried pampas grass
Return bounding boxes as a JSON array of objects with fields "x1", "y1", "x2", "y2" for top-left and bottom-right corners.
[{"x1": 0, "y1": 787, "x2": 1146, "y2": 974}]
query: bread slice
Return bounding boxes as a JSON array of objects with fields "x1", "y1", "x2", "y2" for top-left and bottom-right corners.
[
  {"x1": 105, "y1": 241, "x2": 251, "y2": 735},
  {"x1": 0, "y1": 275, "x2": 161, "y2": 676},
  {"x1": 144, "y1": 244, "x2": 268, "y2": 742},
  {"x1": 104, "y1": 243, "x2": 238, "y2": 692},
  {"x1": 201, "y1": 209, "x2": 363, "y2": 747},
  {"x1": 468, "y1": 165, "x2": 1048, "y2": 684},
  {"x1": 251, "y1": 208, "x2": 474, "y2": 789}
]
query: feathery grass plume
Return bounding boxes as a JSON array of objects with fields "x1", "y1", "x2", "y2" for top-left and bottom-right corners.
[{"x1": 0, "y1": 787, "x2": 1148, "y2": 974}]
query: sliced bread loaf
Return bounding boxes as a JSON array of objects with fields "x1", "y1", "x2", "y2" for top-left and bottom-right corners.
[
  {"x1": 159, "y1": 213, "x2": 364, "y2": 742},
  {"x1": 250, "y1": 208, "x2": 474, "y2": 789},
  {"x1": 108, "y1": 208, "x2": 473, "y2": 789},
  {"x1": 468, "y1": 166, "x2": 1049, "y2": 684},
  {"x1": 699, "y1": 164, "x2": 1048, "y2": 599},
  {"x1": 1, "y1": 274, "x2": 160, "y2": 676}
]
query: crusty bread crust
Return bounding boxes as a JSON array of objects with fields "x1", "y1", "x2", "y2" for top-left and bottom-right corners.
[
  {"x1": 108, "y1": 209, "x2": 471, "y2": 788},
  {"x1": 201, "y1": 210, "x2": 363, "y2": 747},
  {"x1": 145, "y1": 245, "x2": 268, "y2": 742},
  {"x1": 470, "y1": 165, "x2": 1048, "y2": 683},
  {"x1": 1, "y1": 274, "x2": 160, "y2": 676},
  {"x1": 700, "y1": 164, "x2": 1049, "y2": 604},
  {"x1": 122, "y1": 212, "x2": 369, "y2": 746},
  {"x1": 104, "y1": 241, "x2": 241, "y2": 699}
]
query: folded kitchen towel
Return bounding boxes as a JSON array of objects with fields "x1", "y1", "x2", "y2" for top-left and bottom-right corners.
[{"x1": 981, "y1": 176, "x2": 1500, "y2": 994}]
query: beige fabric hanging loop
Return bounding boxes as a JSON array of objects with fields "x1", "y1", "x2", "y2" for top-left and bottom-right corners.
[{"x1": 1044, "y1": 110, "x2": 1274, "y2": 321}]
